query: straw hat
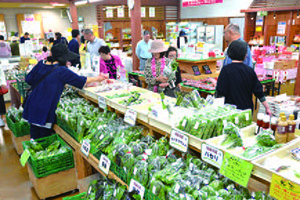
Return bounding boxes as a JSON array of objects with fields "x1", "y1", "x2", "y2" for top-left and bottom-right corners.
[{"x1": 148, "y1": 40, "x2": 168, "y2": 53}]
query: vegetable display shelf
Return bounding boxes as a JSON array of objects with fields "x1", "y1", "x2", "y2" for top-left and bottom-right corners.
[
  {"x1": 181, "y1": 83, "x2": 216, "y2": 94},
  {"x1": 252, "y1": 138, "x2": 300, "y2": 184},
  {"x1": 73, "y1": 87, "x2": 300, "y2": 193},
  {"x1": 22, "y1": 134, "x2": 75, "y2": 178},
  {"x1": 62, "y1": 192, "x2": 86, "y2": 200}
]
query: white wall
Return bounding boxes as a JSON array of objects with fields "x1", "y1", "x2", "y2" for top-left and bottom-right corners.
[
  {"x1": 77, "y1": 4, "x2": 98, "y2": 27},
  {"x1": 181, "y1": 0, "x2": 252, "y2": 19},
  {"x1": 0, "y1": 8, "x2": 72, "y2": 34}
]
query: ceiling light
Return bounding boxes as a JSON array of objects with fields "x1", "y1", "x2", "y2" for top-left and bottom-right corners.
[
  {"x1": 43, "y1": 6, "x2": 55, "y2": 9},
  {"x1": 88, "y1": 0, "x2": 104, "y2": 3},
  {"x1": 75, "y1": 0, "x2": 88, "y2": 6},
  {"x1": 50, "y1": 3, "x2": 66, "y2": 6}
]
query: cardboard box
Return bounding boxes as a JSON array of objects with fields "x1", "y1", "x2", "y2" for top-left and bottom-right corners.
[
  {"x1": 10, "y1": 131, "x2": 30, "y2": 155},
  {"x1": 28, "y1": 166, "x2": 77, "y2": 199}
]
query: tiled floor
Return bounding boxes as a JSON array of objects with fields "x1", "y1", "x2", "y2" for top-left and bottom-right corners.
[{"x1": 0, "y1": 122, "x2": 78, "y2": 200}]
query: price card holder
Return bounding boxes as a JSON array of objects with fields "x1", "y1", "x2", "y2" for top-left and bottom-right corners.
[
  {"x1": 124, "y1": 109, "x2": 137, "y2": 126},
  {"x1": 129, "y1": 179, "x2": 145, "y2": 199},
  {"x1": 98, "y1": 96, "x2": 107, "y2": 109},
  {"x1": 81, "y1": 139, "x2": 90, "y2": 157},
  {"x1": 99, "y1": 154, "x2": 111, "y2": 175},
  {"x1": 192, "y1": 65, "x2": 201, "y2": 76},
  {"x1": 169, "y1": 128, "x2": 189, "y2": 153},
  {"x1": 20, "y1": 149, "x2": 30, "y2": 167},
  {"x1": 220, "y1": 152, "x2": 253, "y2": 187},
  {"x1": 270, "y1": 173, "x2": 300, "y2": 200},
  {"x1": 201, "y1": 143, "x2": 223, "y2": 168}
]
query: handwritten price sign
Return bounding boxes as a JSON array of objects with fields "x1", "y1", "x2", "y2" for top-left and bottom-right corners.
[
  {"x1": 129, "y1": 179, "x2": 145, "y2": 199},
  {"x1": 124, "y1": 109, "x2": 137, "y2": 126},
  {"x1": 98, "y1": 96, "x2": 107, "y2": 109},
  {"x1": 99, "y1": 154, "x2": 111, "y2": 175},
  {"x1": 170, "y1": 128, "x2": 189, "y2": 153},
  {"x1": 81, "y1": 139, "x2": 90, "y2": 157},
  {"x1": 201, "y1": 143, "x2": 223, "y2": 168},
  {"x1": 270, "y1": 173, "x2": 300, "y2": 200}
]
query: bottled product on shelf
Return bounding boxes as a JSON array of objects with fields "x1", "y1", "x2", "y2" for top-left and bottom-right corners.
[
  {"x1": 287, "y1": 114, "x2": 296, "y2": 142},
  {"x1": 275, "y1": 116, "x2": 288, "y2": 144}
]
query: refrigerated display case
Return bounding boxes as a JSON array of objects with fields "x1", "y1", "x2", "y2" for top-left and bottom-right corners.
[{"x1": 197, "y1": 25, "x2": 224, "y2": 51}]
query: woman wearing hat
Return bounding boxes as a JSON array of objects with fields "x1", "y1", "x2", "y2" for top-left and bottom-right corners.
[
  {"x1": 23, "y1": 43, "x2": 109, "y2": 139},
  {"x1": 144, "y1": 40, "x2": 174, "y2": 94},
  {"x1": 214, "y1": 40, "x2": 271, "y2": 115}
]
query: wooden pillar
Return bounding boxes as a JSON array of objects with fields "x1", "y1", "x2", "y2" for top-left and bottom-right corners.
[
  {"x1": 177, "y1": 0, "x2": 181, "y2": 22},
  {"x1": 98, "y1": 5, "x2": 104, "y2": 39},
  {"x1": 131, "y1": 0, "x2": 142, "y2": 71},
  {"x1": 286, "y1": 11, "x2": 293, "y2": 46},
  {"x1": 69, "y1": 0, "x2": 79, "y2": 29},
  {"x1": 295, "y1": 52, "x2": 300, "y2": 96}
]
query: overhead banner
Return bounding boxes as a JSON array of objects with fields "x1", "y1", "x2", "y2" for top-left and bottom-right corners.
[{"x1": 182, "y1": 0, "x2": 223, "y2": 7}]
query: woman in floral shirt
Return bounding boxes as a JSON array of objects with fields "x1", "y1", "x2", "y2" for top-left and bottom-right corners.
[{"x1": 144, "y1": 40, "x2": 172, "y2": 93}]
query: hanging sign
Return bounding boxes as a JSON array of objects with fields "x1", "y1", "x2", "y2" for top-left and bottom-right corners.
[
  {"x1": 117, "y1": 7, "x2": 124, "y2": 18},
  {"x1": 99, "y1": 154, "x2": 111, "y2": 175},
  {"x1": 270, "y1": 173, "x2": 300, "y2": 200},
  {"x1": 220, "y1": 152, "x2": 253, "y2": 187},
  {"x1": 277, "y1": 22, "x2": 286, "y2": 35},
  {"x1": 201, "y1": 143, "x2": 223, "y2": 168},
  {"x1": 169, "y1": 128, "x2": 189, "y2": 153},
  {"x1": 149, "y1": 7, "x2": 155, "y2": 18},
  {"x1": 106, "y1": 8, "x2": 113, "y2": 18},
  {"x1": 141, "y1": 7, "x2": 146, "y2": 18},
  {"x1": 182, "y1": 0, "x2": 223, "y2": 7}
]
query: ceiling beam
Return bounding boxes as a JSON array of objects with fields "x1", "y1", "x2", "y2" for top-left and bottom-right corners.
[
  {"x1": 0, "y1": 0, "x2": 69, "y2": 3},
  {"x1": 85, "y1": 0, "x2": 178, "y2": 6},
  {"x1": 241, "y1": 6, "x2": 300, "y2": 13}
]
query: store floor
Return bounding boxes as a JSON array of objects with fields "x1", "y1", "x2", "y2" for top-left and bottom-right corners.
[{"x1": 0, "y1": 114, "x2": 78, "y2": 200}]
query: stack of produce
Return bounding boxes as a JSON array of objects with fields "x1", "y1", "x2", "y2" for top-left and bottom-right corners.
[
  {"x1": 6, "y1": 107, "x2": 30, "y2": 136},
  {"x1": 175, "y1": 90, "x2": 212, "y2": 109},
  {"x1": 22, "y1": 134, "x2": 74, "y2": 178},
  {"x1": 106, "y1": 91, "x2": 142, "y2": 99},
  {"x1": 118, "y1": 92, "x2": 146, "y2": 106},
  {"x1": 182, "y1": 78, "x2": 217, "y2": 91},
  {"x1": 177, "y1": 105, "x2": 252, "y2": 140}
]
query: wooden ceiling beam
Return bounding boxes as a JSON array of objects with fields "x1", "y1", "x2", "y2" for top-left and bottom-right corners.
[{"x1": 241, "y1": 6, "x2": 300, "y2": 13}]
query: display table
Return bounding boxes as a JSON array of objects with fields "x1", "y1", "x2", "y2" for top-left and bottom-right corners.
[{"x1": 177, "y1": 57, "x2": 224, "y2": 80}]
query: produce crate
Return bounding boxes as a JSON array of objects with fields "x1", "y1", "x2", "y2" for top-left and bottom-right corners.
[
  {"x1": 62, "y1": 192, "x2": 86, "y2": 200},
  {"x1": 5, "y1": 114, "x2": 30, "y2": 137},
  {"x1": 57, "y1": 117, "x2": 80, "y2": 142},
  {"x1": 22, "y1": 134, "x2": 75, "y2": 178}
]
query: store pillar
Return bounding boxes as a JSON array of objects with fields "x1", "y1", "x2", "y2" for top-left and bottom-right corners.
[
  {"x1": 131, "y1": 0, "x2": 142, "y2": 71},
  {"x1": 69, "y1": 0, "x2": 79, "y2": 30}
]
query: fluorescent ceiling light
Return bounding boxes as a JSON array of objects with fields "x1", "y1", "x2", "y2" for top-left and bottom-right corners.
[
  {"x1": 51, "y1": 3, "x2": 66, "y2": 6},
  {"x1": 88, "y1": 0, "x2": 104, "y2": 3},
  {"x1": 75, "y1": 0, "x2": 88, "y2": 5},
  {"x1": 43, "y1": 6, "x2": 55, "y2": 9}
]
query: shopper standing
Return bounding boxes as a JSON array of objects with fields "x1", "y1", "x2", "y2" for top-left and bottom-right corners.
[
  {"x1": 177, "y1": 30, "x2": 188, "y2": 49},
  {"x1": 0, "y1": 35, "x2": 12, "y2": 57},
  {"x1": 214, "y1": 40, "x2": 271, "y2": 114},
  {"x1": 53, "y1": 32, "x2": 69, "y2": 46},
  {"x1": 144, "y1": 40, "x2": 173, "y2": 94},
  {"x1": 223, "y1": 23, "x2": 253, "y2": 68},
  {"x1": 166, "y1": 46, "x2": 182, "y2": 91},
  {"x1": 83, "y1": 29, "x2": 106, "y2": 66},
  {"x1": 10, "y1": 37, "x2": 20, "y2": 56},
  {"x1": 22, "y1": 43, "x2": 108, "y2": 139},
  {"x1": 99, "y1": 46, "x2": 124, "y2": 79},
  {"x1": 136, "y1": 30, "x2": 153, "y2": 71},
  {"x1": 0, "y1": 66, "x2": 7, "y2": 127},
  {"x1": 68, "y1": 29, "x2": 80, "y2": 55},
  {"x1": 20, "y1": 32, "x2": 30, "y2": 44}
]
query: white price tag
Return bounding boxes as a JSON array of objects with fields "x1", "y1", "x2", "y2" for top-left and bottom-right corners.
[
  {"x1": 223, "y1": 119, "x2": 228, "y2": 127},
  {"x1": 98, "y1": 96, "x2": 107, "y2": 109},
  {"x1": 169, "y1": 128, "x2": 189, "y2": 153},
  {"x1": 235, "y1": 117, "x2": 239, "y2": 124},
  {"x1": 194, "y1": 121, "x2": 200, "y2": 129},
  {"x1": 129, "y1": 179, "x2": 145, "y2": 199},
  {"x1": 213, "y1": 97, "x2": 225, "y2": 107},
  {"x1": 99, "y1": 154, "x2": 111, "y2": 175},
  {"x1": 201, "y1": 143, "x2": 224, "y2": 168},
  {"x1": 245, "y1": 113, "x2": 250, "y2": 121},
  {"x1": 124, "y1": 109, "x2": 137, "y2": 126},
  {"x1": 81, "y1": 139, "x2": 90, "y2": 157}
]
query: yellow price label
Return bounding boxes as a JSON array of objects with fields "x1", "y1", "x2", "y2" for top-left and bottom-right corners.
[{"x1": 270, "y1": 173, "x2": 300, "y2": 200}]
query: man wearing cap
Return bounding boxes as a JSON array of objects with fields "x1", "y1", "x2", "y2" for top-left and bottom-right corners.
[
  {"x1": 20, "y1": 32, "x2": 30, "y2": 44},
  {"x1": 215, "y1": 40, "x2": 271, "y2": 115},
  {"x1": 223, "y1": 23, "x2": 253, "y2": 68},
  {"x1": 22, "y1": 43, "x2": 108, "y2": 139},
  {"x1": 83, "y1": 29, "x2": 106, "y2": 66},
  {"x1": 136, "y1": 30, "x2": 153, "y2": 71}
]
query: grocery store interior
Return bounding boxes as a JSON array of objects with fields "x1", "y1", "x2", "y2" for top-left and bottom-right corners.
[{"x1": 1, "y1": 0, "x2": 300, "y2": 199}]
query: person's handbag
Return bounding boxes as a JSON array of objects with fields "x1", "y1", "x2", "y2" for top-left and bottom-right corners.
[
  {"x1": 0, "y1": 85, "x2": 8, "y2": 95},
  {"x1": 22, "y1": 66, "x2": 59, "y2": 108}
]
